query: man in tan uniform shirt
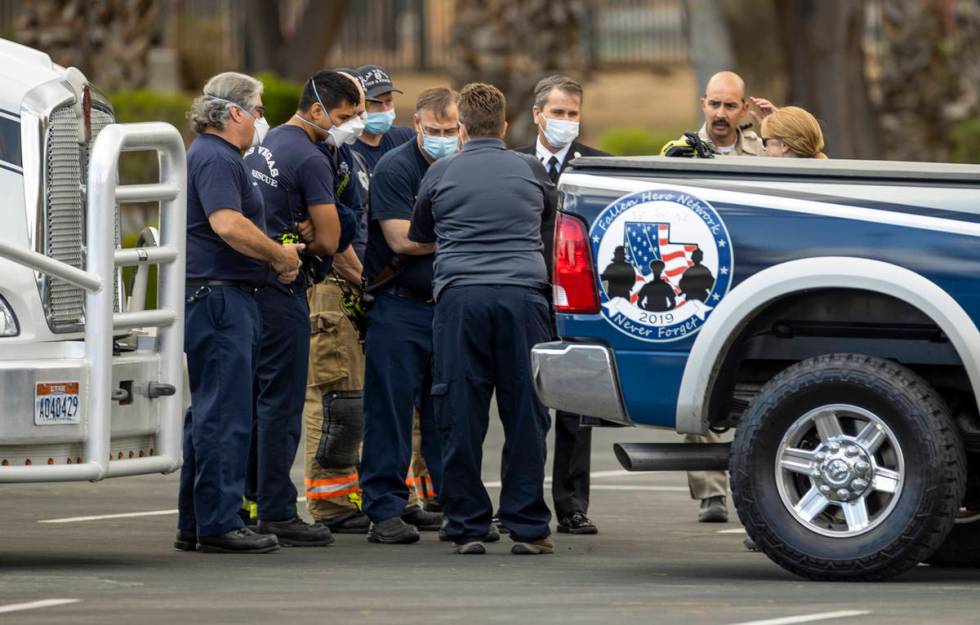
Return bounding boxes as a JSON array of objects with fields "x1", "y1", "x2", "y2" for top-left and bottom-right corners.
[{"x1": 663, "y1": 71, "x2": 771, "y2": 523}]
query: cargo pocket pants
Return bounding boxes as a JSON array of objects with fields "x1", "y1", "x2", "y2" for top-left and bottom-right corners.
[{"x1": 304, "y1": 281, "x2": 365, "y2": 522}]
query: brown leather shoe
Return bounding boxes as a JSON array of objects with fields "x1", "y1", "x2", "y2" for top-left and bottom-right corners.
[{"x1": 511, "y1": 535, "x2": 554, "y2": 555}]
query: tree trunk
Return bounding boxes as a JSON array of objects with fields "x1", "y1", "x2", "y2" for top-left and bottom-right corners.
[
  {"x1": 872, "y1": 0, "x2": 980, "y2": 162},
  {"x1": 14, "y1": 0, "x2": 158, "y2": 91},
  {"x1": 450, "y1": 0, "x2": 587, "y2": 146},
  {"x1": 774, "y1": 0, "x2": 881, "y2": 159},
  {"x1": 685, "y1": 0, "x2": 736, "y2": 117},
  {"x1": 244, "y1": 0, "x2": 350, "y2": 81}
]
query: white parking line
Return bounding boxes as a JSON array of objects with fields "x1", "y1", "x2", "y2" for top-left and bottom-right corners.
[
  {"x1": 726, "y1": 610, "x2": 871, "y2": 625},
  {"x1": 717, "y1": 528, "x2": 747, "y2": 534},
  {"x1": 39, "y1": 510, "x2": 178, "y2": 524},
  {"x1": 0, "y1": 599, "x2": 81, "y2": 615},
  {"x1": 37, "y1": 470, "x2": 680, "y2": 523}
]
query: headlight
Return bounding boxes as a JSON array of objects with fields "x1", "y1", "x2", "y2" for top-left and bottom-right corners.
[{"x1": 0, "y1": 294, "x2": 19, "y2": 336}]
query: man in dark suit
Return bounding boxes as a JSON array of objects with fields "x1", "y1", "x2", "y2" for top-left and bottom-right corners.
[{"x1": 514, "y1": 75, "x2": 610, "y2": 535}]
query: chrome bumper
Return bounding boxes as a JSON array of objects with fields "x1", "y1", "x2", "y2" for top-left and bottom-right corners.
[{"x1": 530, "y1": 341, "x2": 631, "y2": 425}]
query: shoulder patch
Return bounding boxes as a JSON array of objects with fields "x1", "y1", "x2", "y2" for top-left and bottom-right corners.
[{"x1": 590, "y1": 188, "x2": 734, "y2": 342}]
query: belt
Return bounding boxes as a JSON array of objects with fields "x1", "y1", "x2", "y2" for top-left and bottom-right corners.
[
  {"x1": 186, "y1": 279, "x2": 260, "y2": 295},
  {"x1": 386, "y1": 285, "x2": 434, "y2": 304}
]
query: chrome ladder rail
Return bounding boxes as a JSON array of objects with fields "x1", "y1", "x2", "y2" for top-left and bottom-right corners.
[{"x1": 0, "y1": 122, "x2": 186, "y2": 482}]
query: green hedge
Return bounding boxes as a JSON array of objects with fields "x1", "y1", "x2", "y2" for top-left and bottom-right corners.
[
  {"x1": 599, "y1": 127, "x2": 683, "y2": 157},
  {"x1": 950, "y1": 118, "x2": 980, "y2": 164},
  {"x1": 255, "y1": 72, "x2": 302, "y2": 127}
]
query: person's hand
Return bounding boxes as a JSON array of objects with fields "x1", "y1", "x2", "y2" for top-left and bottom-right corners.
[
  {"x1": 278, "y1": 268, "x2": 299, "y2": 284},
  {"x1": 272, "y1": 242, "x2": 304, "y2": 275},
  {"x1": 748, "y1": 97, "x2": 778, "y2": 125},
  {"x1": 296, "y1": 220, "x2": 315, "y2": 244}
]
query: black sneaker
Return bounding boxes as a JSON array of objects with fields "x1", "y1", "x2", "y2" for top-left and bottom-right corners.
[
  {"x1": 401, "y1": 505, "x2": 443, "y2": 531},
  {"x1": 698, "y1": 496, "x2": 728, "y2": 523},
  {"x1": 367, "y1": 517, "x2": 420, "y2": 544},
  {"x1": 423, "y1": 501, "x2": 442, "y2": 513},
  {"x1": 557, "y1": 511, "x2": 598, "y2": 535},
  {"x1": 319, "y1": 511, "x2": 371, "y2": 534},
  {"x1": 257, "y1": 517, "x2": 334, "y2": 547},
  {"x1": 438, "y1": 519, "x2": 500, "y2": 543},
  {"x1": 198, "y1": 527, "x2": 279, "y2": 554},
  {"x1": 174, "y1": 529, "x2": 197, "y2": 552}
]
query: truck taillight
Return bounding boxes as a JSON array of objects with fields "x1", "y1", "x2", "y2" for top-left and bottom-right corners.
[{"x1": 553, "y1": 212, "x2": 599, "y2": 313}]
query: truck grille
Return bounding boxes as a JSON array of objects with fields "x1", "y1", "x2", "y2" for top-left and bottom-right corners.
[{"x1": 42, "y1": 103, "x2": 120, "y2": 332}]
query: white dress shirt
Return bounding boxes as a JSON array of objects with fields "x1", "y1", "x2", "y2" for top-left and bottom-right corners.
[{"x1": 535, "y1": 136, "x2": 571, "y2": 173}]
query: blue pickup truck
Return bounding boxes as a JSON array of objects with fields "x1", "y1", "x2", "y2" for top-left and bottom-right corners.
[{"x1": 532, "y1": 156, "x2": 980, "y2": 580}]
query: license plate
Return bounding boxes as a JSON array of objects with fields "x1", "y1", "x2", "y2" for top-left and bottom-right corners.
[{"x1": 34, "y1": 382, "x2": 81, "y2": 426}]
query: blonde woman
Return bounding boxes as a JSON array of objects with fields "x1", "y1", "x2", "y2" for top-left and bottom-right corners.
[{"x1": 761, "y1": 106, "x2": 827, "y2": 159}]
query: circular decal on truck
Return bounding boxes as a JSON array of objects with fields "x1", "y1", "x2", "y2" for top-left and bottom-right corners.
[{"x1": 589, "y1": 189, "x2": 733, "y2": 343}]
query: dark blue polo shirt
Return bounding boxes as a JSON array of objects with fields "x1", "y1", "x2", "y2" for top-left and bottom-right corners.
[
  {"x1": 350, "y1": 126, "x2": 415, "y2": 173},
  {"x1": 186, "y1": 133, "x2": 267, "y2": 283},
  {"x1": 364, "y1": 139, "x2": 433, "y2": 296},
  {"x1": 311, "y1": 142, "x2": 363, "y2": 277},
  {"x1": 244, "y1": 124, "x2": 335, "y2": 290},
  {"x1": 409, "y1": 138, "x2": 555, "y2": 300}
]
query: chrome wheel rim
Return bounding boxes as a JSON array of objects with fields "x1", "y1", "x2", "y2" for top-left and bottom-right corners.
[{"x1": 775, "y1": 403, "x2": 905, "y2": 538}]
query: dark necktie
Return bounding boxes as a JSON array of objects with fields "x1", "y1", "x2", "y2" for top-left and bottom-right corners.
[{"x1": 547, "y1": 155, "x2": 560, "y2": 183}]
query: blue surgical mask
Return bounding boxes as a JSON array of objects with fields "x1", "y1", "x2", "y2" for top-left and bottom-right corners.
[
  {"x1": 364, "y1": 110, "x2": 396, "y2": 135},
  {"x1": 422, "y1": 135, "x2": 458, "y2": 160}
]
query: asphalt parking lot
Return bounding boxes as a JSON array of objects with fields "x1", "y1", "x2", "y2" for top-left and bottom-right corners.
[{"x1": 2, "y1": 420, "x2": 980, "y2": 625}]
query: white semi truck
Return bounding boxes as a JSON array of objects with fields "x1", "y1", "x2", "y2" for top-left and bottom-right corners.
[{"x1": 0, "y1": 38, "x2": 186, "y2": 483}]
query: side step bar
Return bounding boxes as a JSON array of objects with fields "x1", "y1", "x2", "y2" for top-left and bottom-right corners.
[{"x1": 613, "y1": 443, "x2": 730, "y2": 472}]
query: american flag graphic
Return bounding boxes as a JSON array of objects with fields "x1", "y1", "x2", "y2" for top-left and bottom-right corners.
[{"x1": 624, "y1": 222, "x2": 698, "y2": 304}]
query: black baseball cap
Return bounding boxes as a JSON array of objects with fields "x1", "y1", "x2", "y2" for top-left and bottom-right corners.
[{"x1": 356, "y1": 65, "x2": 403, "y2": 102}]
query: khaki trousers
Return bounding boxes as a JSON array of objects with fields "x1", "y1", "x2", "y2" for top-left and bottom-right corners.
[{"x1": 684, "y1": 430, "x2": 728, "y2": 500}]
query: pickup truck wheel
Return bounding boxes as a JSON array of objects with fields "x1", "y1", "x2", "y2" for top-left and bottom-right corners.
[
  {"x1": 730, "y1": 353, "x2": 965, "y2": 580},
  {"x1": 924, "y1": 509, "x2": 980, "y2": 567}
]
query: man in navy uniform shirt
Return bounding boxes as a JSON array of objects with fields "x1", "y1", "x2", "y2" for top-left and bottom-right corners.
[
  {"x1": 359, "y1": 87, "x2": 459, "y2": 544},
  {"x1": 297, "y1": 71, "x2": 374, "y2": 534},
  {"x1": 514, "y1": 75, "x2": 609, "y2": 536},
  {"x1": 409, "y1": 83, "x2": 556, "y2": 555},
  {"x1": 352, "y1": 64, "x2": 440, "y2": 521},
  {"x1": 243, "y1": 70, "x2": 361, "y2": 547},
  {"x1": 176, "y1": 72, "x2": 302, "y2": 554},
  {"x1": 351, "y1": 64, "x2": 415, "y2": 173}
]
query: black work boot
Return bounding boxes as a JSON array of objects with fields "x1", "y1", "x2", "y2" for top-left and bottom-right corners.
[
  {"x1": 698, "y1": 496, "x2": 728, "y2": 523},
  {"x1": 198, "y1": 527, "x2": 280, "y2": 554},
  {"x1": 367, "y1": 517, "x2": 420, "y2": 544},
  {"x1": 319, "y1": 511, "x2": 371, "y2": 534},
  {"x1": 257, "y1": 517, "x2": 334, "y2": 547},
  {"x1": 174, "y1": 529, "x2": 197, "y2": 552},
  {"x1": 401, "y1": 505, "x2": 443, "y2": 531}
]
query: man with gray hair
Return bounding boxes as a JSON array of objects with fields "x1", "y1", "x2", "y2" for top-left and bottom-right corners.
[
  {"x1": 514, "y1": 74, "x2": 609, "y2": 537},
  {"x1": 176, "y1": 72, "x2": 303, "y2": 554}
]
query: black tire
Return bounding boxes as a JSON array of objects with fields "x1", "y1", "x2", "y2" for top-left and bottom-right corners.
[
  {"x1": 925, "y1": 511, "x2": 980, "y2": 567},
  {"x1": 730, "y1": 353, "x2": 966, "y2": 581}
]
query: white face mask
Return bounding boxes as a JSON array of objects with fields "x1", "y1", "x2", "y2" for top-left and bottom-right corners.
[
  {"x1": 541, "y1": 117, "x2": 579, "y2": 149},
  {"x1": 329, "y1": 114, "x2": 366, "y2": 147},
  {"x1": 251, "y1": 116, "x2": 270, "y2": 147}
]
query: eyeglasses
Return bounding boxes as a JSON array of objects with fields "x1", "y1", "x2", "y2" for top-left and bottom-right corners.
[{"x1": 421, "y1": 125, "x2": 459, "y2": 138}]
